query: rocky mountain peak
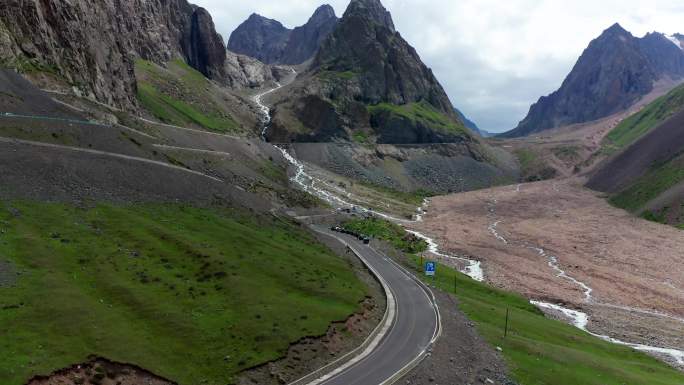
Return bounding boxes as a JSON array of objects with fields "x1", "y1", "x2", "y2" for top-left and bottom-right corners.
[
  {"x1": 605, "y1": 22, "x2": 629, "y2": 34},
  {"x1": 247, "y1": 13, "x2": 287, "y2": 29},
  {"x1": 639, "y1": 32, "x2": 684, "y2": 75},
  {"x1": 666, "y1": 33, "x2": 684, "y2": 50},
  {"x1": 267, "y1": 0, "x2": 469, "y2": 145},
  {"x1": 311, "y1": 4, "x2": 336, "y2": 22},
  {"x1": 313, "y1": 0, "x2": 453, "y2": 114},
  {"x1": 344, "y1": 0, "x2": 395, "y2": 32},
  {"x1": 502, "y1": 23, "x2": 684, "y2": 138},
  {"x1": 228, "y1": 7, "x2": 338, "y2": 65}
]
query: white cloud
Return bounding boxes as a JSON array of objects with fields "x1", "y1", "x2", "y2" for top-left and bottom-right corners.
[{"x1": 192, "y1": 0, "x2": 684, "y2": 132}]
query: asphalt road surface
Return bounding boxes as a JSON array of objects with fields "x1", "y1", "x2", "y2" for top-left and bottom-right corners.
[{"x1": 312, "y1": 226, "x2": 440, "y2": 385}]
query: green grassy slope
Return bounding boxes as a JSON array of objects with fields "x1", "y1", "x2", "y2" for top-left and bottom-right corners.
[
  {"x1": 603, "y1": 84, "x2": 684, "y2": 154},
  {"x1": 609, "y1": 154, "x2": 684, "y2": 227},
  {"x1": 135, "y1": 59, "x2": 238, "y2": 133},
  {"x1": 0, "y1": 202, "x2": 367, "y2": 384},
  {"x1": 368, "y1": 101, "x2": 467, "y2": 136},
  {"x1": 410, "y1": 259, "x2": 684, "y2": 385}
]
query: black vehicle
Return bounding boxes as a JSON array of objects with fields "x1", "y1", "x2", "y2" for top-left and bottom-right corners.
[{"x1": 363, "y1": 237, "x2": 370, "y2": 244}]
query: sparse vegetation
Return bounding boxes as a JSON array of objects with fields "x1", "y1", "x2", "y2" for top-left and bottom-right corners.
[
  {"x1": 358, "y1": 182, "x2": 434, "y2": 207},
  {"x1": 553, "y1": 145, "x2": 580, "y2": 163},
  {"x1": 352, "y1": 131, "x2": 371, "y2": 144},
  {"x1": 135, "y1": 59, "x2": 238, "y2": 133},
  {"x1": 408, "y1": 258, "x2": 684, "y2": 385},
  {"x1": 342, "y1": 217, "x2": 427, "y2": 253},
  {"x1": 610, "y1": 156, "x2": 684, "y2": 212},
  {"x1": 0, "y1": 56, "x2": 60, "y2": 76},
  {"x1": 603, "y1": 84, "x2": 684, "y2": 153},
  {"x1": 514, "y1": 148, "x2": 557, "y2": 182},
  {"x1": 0, "y1": 202, "x2": 367, "y2": 385},
  {"x1": 318, "y1": 70, "x2": 358, "y2": 81},
  {"x1": 368, "y1": 101, "x2": 466, "y2": 135}
]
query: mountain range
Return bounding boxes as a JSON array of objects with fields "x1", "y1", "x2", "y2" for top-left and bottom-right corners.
[
  {"x1": 227, "y1": 5, "x2": 339, "y2": 65},
  {"x1": 265, "y1": 0, "x2": 471, "y2": 145},
  {"x1": 503, "y1": 24, "x2": 684, "y2": 137}
]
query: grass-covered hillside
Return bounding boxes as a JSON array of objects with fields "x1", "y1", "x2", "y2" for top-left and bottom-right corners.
[
  {"x1": 410, "y1": 258, "x2": 684, "y2": 385},
  {"x1": 588, "y1": 84, "x2": 684, "y2": 228},
  {"x1": 603, "y1": 83, "x2": 684, "y2": 154},
  {"x1": 0, "y1": 202, "x2": 368, "y2": 385},
  {"x1": 135, "y1": 59, "x2": 239, "y2": 133},
  {"x1": 609, "y1": 154, "x2": 684, "y2": 227},
  {"x1": 368, "y1": 101, "x2": 468, "y2": 137}
]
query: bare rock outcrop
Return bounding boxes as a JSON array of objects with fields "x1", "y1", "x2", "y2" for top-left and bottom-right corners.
[
  {"x1": 0, "y1": 0, "x2": 236, "y2": 109},
  {"x1": 227, "y1": 5, "x2": 339, "y2": 65},
  {"x1": 504, "y1": 24, "x2": 684, "y2": 137}
]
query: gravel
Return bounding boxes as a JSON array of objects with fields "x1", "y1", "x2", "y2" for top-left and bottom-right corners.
[
  {"x1": 402, "y1": 291, "x2": 514, "y2": 385},
  {"x1": 290, "y1": 142, "x2": 519, "y2": 195}
]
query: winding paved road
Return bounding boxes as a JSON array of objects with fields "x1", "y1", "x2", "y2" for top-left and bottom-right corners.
[{"x1": 308, "y1": 226, "x2": 440, "y2": 385}]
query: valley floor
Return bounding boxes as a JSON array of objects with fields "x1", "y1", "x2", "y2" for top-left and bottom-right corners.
[{"x1": 411, "y1": 178, "x2": 684, "y2": 368}]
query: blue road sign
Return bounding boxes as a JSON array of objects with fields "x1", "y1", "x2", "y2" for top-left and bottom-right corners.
[{"x1": 425, "y1": 261, "x2": 436, "y2": 276}]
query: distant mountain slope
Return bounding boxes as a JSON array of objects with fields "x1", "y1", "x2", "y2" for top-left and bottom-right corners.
[
  {"x1": 280, "y1": 5, "x2": 340, "y2": 65},
  {"x1": 503, "y1": 24, "x2": 684, "y2": 138},
  {"x1": 268, "y1": 0, "x2": 470, "y2": 145},
  {"x1": 602, "y1": 83, "x2": 684, "y2": 154},
  {"x1": 587, "y1": 92, "x2": 684, "y2": 227},
  {"x1": 227, "y1": 14, "x2": 291, "y2": 64},
  {"x1": 227, "y1": 5, "x2": 338, "y2": 65},
  {"x1": 454, "y1": 107, "x2": 481, "y2": 135}
]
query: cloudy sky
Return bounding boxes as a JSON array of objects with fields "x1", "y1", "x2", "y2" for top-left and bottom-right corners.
[{"x1": 193, "y1": 0, "x2": 684, "y2": 133}]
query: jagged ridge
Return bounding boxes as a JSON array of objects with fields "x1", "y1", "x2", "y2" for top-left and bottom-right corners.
[
  {"x1": 227, "y1": 5, "x2": 339, "y2": 65},
  {"x1": 504, "y1": 24, "x2": 684, "y2": 138},
  {"x1": 268, "y1": 0, "x2": 469, "y2": 145}
]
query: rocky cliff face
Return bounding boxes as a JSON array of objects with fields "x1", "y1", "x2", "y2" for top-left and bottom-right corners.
[
  {"x1": 188, "y1": 7, "x2": 228, "y2": 80},
  {"x1": 279, "y1": 5, "x2": 339, "y2": 65},
  {"x1": 227, "y1": 14, "x2": 291, "y2": 64},
  {"x1": 268, "y1": 0, "x2": 467, "y2": 145},
  {"x1": 313, "y1": 0, "x2": 454, "y2": 114},
  {"x1": 0, "y1": 0, "x2": 235, "y2": 109},
  {"x1": 639, "y1": 32, "x2": 684, "y2": 78},
  {"x1": 504, "y1": 24, "x2": 684, "y2": 138},
  {"x1": 227, "y1": 5, "x2": 338, "y2": 65}
]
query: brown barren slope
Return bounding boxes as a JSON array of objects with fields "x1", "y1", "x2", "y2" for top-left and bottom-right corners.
[{"x1": 411, "y1": 178, "x2": 684, "y2": 358}]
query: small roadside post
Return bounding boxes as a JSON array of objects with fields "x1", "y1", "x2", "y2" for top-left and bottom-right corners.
[{"x1": 504, "y1": 308, "x2": 510, "y2": 339}]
